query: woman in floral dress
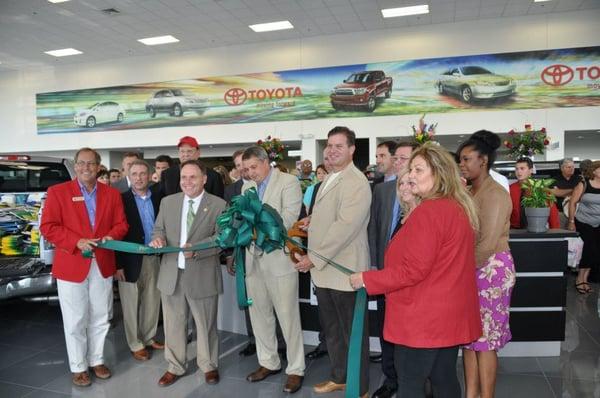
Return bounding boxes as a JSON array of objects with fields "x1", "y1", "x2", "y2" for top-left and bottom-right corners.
[{"x1": 458, "y1": 130, "x2": 516, "y2": 398}]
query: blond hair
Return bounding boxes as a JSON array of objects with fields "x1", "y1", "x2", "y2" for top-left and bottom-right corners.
[
  {"x1": 409, "y1": 142, "x2": 479, "y2": 231},
  {"x1": 396, "y1": 168, "x2": 420, "y2": 215}
]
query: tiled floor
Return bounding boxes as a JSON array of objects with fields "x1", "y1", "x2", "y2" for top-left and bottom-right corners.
[{"x1": 0, "y1": 275, "x2": 598, "y2": 398}]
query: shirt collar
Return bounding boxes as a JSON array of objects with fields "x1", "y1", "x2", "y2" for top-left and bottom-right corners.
[
  {"x1": 133, "y1": 188, "x2": 151, "y2": 200},
  {"x1": 77, "y1": 179, "x2": 97, "y2": 195},
  {"x1": 185, "y1": 190, "x2": 204, "y2": 205},
  {"x1": 259, "y1": 168, "x2": 273, "y2": 188},
  {"x1": 384, "y1": 174, "x2": 397, "y2": 182}
]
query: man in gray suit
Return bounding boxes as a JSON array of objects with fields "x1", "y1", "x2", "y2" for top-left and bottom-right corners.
[
  {"x1": 368, "y1": 141, "x2": 417, "y2": 398},
  {"x1": 112, "y1": 152, "x2": 141, "y2": 193},
  {"x1": 241, "y1": 146, "x2": 305, "y2": 394},
  {"x1": 149, "y1": 160, "x2": 226, "y2": 387}
]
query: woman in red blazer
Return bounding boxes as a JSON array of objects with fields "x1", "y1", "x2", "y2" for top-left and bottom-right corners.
[
  {"x1": 350, "y1": 143, "x2": 481, "y2": 398},
  {"x1": 510, "y1": 157, "x2": 559, "y2": 229}
]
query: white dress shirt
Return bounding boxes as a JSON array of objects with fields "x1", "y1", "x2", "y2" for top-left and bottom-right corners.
[{"x1": 178, "y1": 192, "x2": 204, "y2": 269}]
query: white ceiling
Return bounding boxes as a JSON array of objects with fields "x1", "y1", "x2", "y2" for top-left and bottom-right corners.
[{"x1": 0, "y1": 0, "x2": 599, "y2": 71}]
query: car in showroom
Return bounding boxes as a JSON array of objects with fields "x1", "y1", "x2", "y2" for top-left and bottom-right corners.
[
  {"x1": 330, "y1": 70, "x2": 393, "y2": 112},
  {"x1": 0, "y1": 155, "x2": 74, "y2": 302},
  {"x1": 74, "y1": 101, "x2": 126, "y2": 128},
  {"x1": 145, "y1": 89, "x2": 209, "y2": 117},
  {"x1": 435, "y1": 66, "x2": 517, "y2": 103}
]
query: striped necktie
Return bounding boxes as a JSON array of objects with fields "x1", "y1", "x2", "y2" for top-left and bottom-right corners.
[{"x1": 186, "y1": 199, "x2": 195, "y2": 233}]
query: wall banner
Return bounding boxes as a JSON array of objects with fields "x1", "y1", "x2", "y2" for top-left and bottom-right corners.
[{"x1": 36, "y1": 46, "x2": 600, "y2": 134}]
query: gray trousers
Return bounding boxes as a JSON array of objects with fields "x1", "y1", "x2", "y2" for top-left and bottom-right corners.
[
  {"x1": 118, "y1": 256, "x2": 161, "y2": 352},
  {"x1": 315, "y1": 287, "x2": 369, "y2": 396},
  {"x1": 161, "y1": 271, "x2": 219, "y2": 375}
]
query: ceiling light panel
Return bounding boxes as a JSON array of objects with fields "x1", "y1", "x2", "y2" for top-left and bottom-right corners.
[
  {"x1": 44, "y1": 48, "x2": 82, "y2": 57},
  {"x1": 381, "y1": 5, "x2": 430, "y2": 18},
  {"x1": 48, "y1": 0, "x2": 71, "y2": 3},
  {"x1": 137, "y1": 35, "x2": 180, "y2": 46},
  {"x1": 249, "y1": 20, "x2": 294, "y2": 32}
]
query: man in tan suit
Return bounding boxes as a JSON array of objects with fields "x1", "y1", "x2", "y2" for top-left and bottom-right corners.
[
  {"x1": 295, "y1": 126, "x2": 371, "y2": 397},
  {"x1": 241, "y1": 146, "x2": 305, "y2": 394},
  {"x1": 149, "y1": 160, "x2": 226, "y2": 387}
]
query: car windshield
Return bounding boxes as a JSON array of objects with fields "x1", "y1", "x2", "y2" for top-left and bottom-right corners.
[
  {"x1": 0, "y1": 161, "x2": 71, "y2": 192},
  {"x1": 171, "y1": 89, "x2": 184, "y2": 96},
  {"x1": 346, "y1": 73, "x2": 372, "y2": 83},
  {"x1": 462, "y1": 66, "x2": 492, "y2": 75},
  {"x1": 87, "y1": 103, "x2": 100, "y2": 109}
]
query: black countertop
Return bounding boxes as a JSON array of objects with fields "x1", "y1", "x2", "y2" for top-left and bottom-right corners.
[{"x1": 509, "y1": 229, "x2": 578, "y2": 239}]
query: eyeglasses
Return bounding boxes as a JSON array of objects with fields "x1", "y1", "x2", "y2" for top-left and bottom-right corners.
[{"x1": 75, "y1": 161, "x2": 98, "y2": 167}]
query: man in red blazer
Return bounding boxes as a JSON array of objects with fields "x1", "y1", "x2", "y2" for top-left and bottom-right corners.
[
  {"x1": 510, "y1": 157, "x2": 560, "y2": 229},
  {"x1": 40, "y1": 148, "x2": 128, "y2": 387}
]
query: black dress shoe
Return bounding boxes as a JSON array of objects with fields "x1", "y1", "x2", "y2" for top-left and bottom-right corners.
[
  {"x1": 305, "y1": 347, "x2": 327, "y2": 360},
  {"x1": 239, "y1": 342, "x2": 256, "y2": 357},
  {"x1": 372, "y1": 385, "x2": 397, "y2": 398},
  {"x1": 369, "y1": 353, "x2": 383, "y2": 363}
]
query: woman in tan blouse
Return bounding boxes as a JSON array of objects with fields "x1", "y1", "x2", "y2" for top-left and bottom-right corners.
[{"x1": 458, "y1": 130, "x2": 515, "y2": 398}]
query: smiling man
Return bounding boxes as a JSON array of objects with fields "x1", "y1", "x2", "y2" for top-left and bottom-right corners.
[
  {"x1": 40, "y1": 147, "x2": 128, "y2": 387},
  {"x1": 150, "y1": 160, "x2": 226, "y2": 388}
]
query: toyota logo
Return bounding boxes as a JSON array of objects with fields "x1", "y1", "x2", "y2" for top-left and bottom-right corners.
[
  {"x1": 541, "y1": 64, "x2": 574, "y2": 86},
  {"x1": 224, "y1": 88, "x2": 247, "y2": 106}
]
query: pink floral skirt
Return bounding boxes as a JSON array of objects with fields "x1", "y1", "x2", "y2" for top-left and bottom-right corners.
[{"x1": 464, "y1": 251, "x2": 516, "y2": 352}]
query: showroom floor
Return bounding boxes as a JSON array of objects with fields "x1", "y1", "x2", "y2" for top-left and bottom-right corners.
[{"x1": 0, "y1": 275, "x2": 598, "y2": 398}]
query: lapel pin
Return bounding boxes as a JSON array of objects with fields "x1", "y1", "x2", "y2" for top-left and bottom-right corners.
[{"x1": 203, "y1": 207, "x2": 208, "y2": 212}]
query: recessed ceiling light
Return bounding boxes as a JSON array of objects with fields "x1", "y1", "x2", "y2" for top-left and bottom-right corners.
[
  {"x1": 48, "y1": 0, "x2": 71, "y2": 3},
  {"x1": 577, "y1": 136, "x2": 585, "y2": 139},
  {"x1": 249, "y1": 20, "x2": 294, "y2": 33},
  {"x1": 534, "y1": 0, "x2": 552, "y2": 3},
  {"x1": 381, "y1": 5, "x2": 429, "y2": 18},
  {"x1": 44, "y1": 48, "x2": 82, "y2": 57},
  {"x1": 137, "y1": 35, "x2": 180, "y2": 46}
]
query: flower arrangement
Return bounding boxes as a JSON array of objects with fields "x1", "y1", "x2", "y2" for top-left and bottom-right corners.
[
  {"x1": 412, "y1": 114, "x2": 437, "y2": 144},
  {"x1": 520, "y1": 178, "x2": 556, "y2": 208},
  {"x1": 503, "y1": 124, "x2": 550, "y2": 159},
  {"x1": 257, "y1": 135, "x2": 286, "y2": 164}
]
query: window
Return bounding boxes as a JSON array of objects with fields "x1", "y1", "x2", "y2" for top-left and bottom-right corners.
[{"x1": 0, "y1": 161, "x2": 71, "y2": 192}]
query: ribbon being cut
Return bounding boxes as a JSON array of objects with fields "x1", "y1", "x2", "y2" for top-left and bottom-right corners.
[{"x1": 94, "y1": 187, "x2": 367, "y2": 398}]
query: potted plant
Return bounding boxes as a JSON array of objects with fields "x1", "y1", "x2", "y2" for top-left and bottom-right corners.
[{"x1": 520, "y1": 177, "x2": 556, "y2": 233}]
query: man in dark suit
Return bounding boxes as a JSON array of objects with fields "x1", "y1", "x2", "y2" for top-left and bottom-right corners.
[
  {"x1": 367, "y1": 141, "x2": 417, "y2": 398},
  {"x1": 115, "y1": 160, "x2": 164, "y2": 361},
  {"x1": 224, "y1": 149, "x2": 246, "y2": 204},
  {"x1": 112, "y1": 152, "x2": 141, "y2": 193},
  {"x1": 159, "y1": 136, "x2": 224, "y2": 198},
  {"x1": 370, "y1": 141, "x2": 398, "y2": 188}
]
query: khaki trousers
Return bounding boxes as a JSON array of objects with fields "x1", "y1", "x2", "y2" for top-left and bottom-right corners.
[
  {"x1": 246, "y1": 269, "x2": 305, "y2": 376},
  {"x1": 161, "y1": 270, "x2": 219, "y2": 375},
  {"x1": 118, "y1": 256, "x2": 161, "y2": 352}
]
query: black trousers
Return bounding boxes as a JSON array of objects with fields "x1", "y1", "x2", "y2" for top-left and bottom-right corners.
[
  {"x1": 375, "y1": 296, "x2": 398, "y2": 389},
  {"x1": 394, "y1": 345, "x2": 461, "y2": 398},
  {"x1": 315, "y1": 287, "x2": 369, "y2": 395}
]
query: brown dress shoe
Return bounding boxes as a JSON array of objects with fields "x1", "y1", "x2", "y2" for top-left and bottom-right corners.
[
  {"x1": 313, "y1": 380, "x2": 346, "y2": 393},
  {"x1": 158, "y1": 371, "x2": 179, "y2": 387},
  {"x1": 246, "y1": 366, "x2": 282, "y2": 382},
  {"x1": 205, "y1": 369, "x2": 220, "y2": 385},
  {"x1": 149, "y1": 341, "x2": 164, "y2": 350},
  {"x1": 90, "y1": 364, "x2": 111, "y2": 379},
  {"x1": 283, "y1": 375, "x2": 304, "y2": 394},
  {"x1": 132, "y1": 348, "x2": 150, "y2": 361},
  {"x1": 72, "y1": 371, "x2": 91, "y2": 387}
]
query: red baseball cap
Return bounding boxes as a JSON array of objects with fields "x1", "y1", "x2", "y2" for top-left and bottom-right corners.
[{"x1": 177, "y1": 136, "x2": 199, "y2": 148}]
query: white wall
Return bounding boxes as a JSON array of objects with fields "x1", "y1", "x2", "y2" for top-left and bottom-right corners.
[{"x1": 0, "y1": 10, "x2": 599, "y2": 164}]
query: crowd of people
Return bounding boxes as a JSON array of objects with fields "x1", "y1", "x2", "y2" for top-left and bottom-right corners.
[{"x1": 38, "y1": 129, "x2": 599, "y2": 397}]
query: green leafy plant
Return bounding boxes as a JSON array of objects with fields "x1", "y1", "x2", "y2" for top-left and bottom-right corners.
[
  {"x1": 520, "y1": 178, "x2": 556, "y2": 208},
  {"x1": 503, "y1": 124, "x2": 550, "y2": 159}
]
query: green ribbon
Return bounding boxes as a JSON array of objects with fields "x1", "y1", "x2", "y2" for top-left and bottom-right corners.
[{"x1": 92, "y1": 187, "x2": 366, "y2": 398}]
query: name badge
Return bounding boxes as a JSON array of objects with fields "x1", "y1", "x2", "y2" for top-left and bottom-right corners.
[{"x1": 72, "y1": 196, "x2": 85, "y2": 202}]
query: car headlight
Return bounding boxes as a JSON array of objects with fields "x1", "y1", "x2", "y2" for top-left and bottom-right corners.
[{"x1": 355, "y1": 88, "x2": 367, "y2": 95}]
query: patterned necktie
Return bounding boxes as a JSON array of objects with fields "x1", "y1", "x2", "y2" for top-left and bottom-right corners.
[{"x1": 186, "y1": 199, "x2": 195, "y2": 233}]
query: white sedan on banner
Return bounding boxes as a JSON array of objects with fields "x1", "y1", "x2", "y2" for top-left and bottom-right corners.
[{"x1": 74, "y1": 101, "x2": 126, "y2": 128}]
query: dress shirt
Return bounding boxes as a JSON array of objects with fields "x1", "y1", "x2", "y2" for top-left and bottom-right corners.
[
  {"x1": 384, "y1": 174, "x2": 397, "y2": 182},
  {"x1": 257, "y1": 169, "x2": 273, "y2": 201},
  {"x1": 178, "y1": 191, "x2": 204, "y2": 269},
  {"x1": 388, "y1": 198, "x2": 401, "y2": 241},
  {"x1": 322, "y1": 171, "x2": 341, "y2": 192},
  {"x1": 133, "y1": 189, "x2": 155, "y2": 245},
  {"x1": 78, "y1": 180, "x2": 97, "y2": 229}
]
